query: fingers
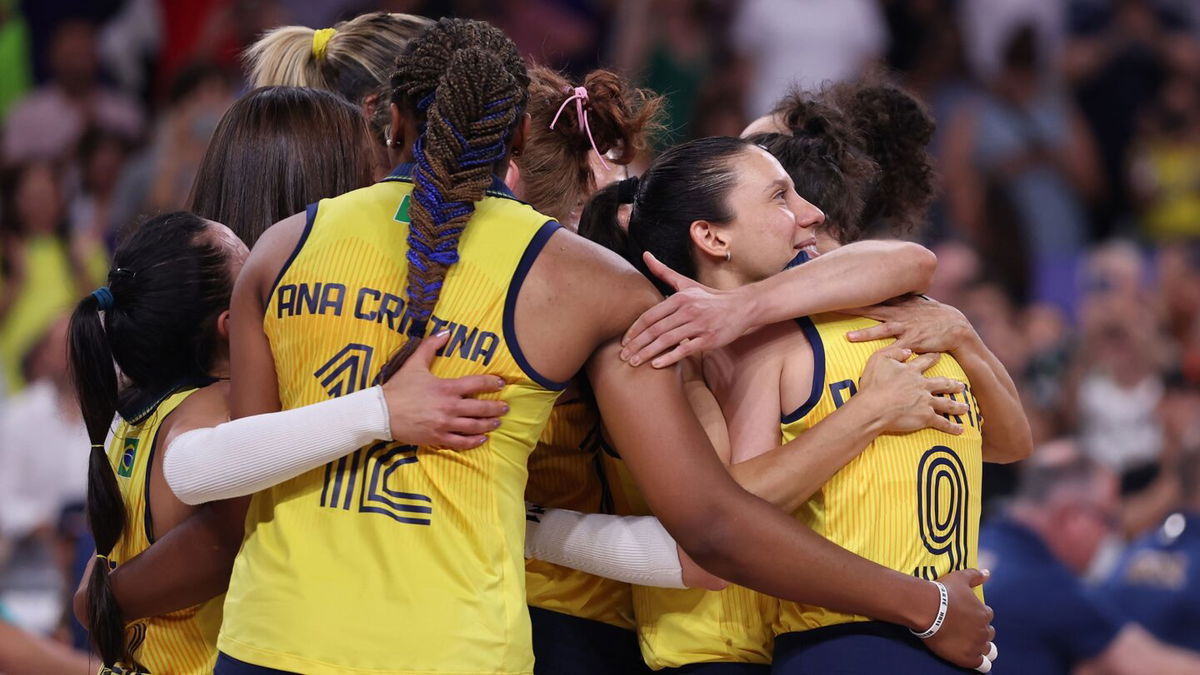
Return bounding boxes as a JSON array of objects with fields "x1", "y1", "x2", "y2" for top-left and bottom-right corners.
[
  {"x1": 644, "y1": 251, "x2": 700, "y2": 292},
  {"x1": 450, "y1": 397, "x2": 509, "y2": 419},
  {"x1": 846, "y1": 322, "x2": 900, "y2": 343},
  {"x1": 868, "y1": 345, "x2": 913, "y2": 364},
  {"x1": 650, "y1": 340, "x2": 700, "y2": 369},
  {"x1": 629, "y1": 325, "x2": 699, "y2": 367},
  {"x1": 410, "y1": 330, "x2": 451, "y2": 369},
  {"x1": 621, "y1": 296, "x2": 686, "y2": 353},
  {"x1": 986, "y1": 642, "x2": 998, "y2": 661},
  {"x1": 930, "y1": 395, "x2": 970, "y2": 418},
  {"x1": 435, "y1": 433, "x2": 489, "y2": 451},
  {"x1": 925, "y1": 377, "x2": 966, "y2": 396},
  {"x1": 445, "y1": 416, "x2": 502, "y2": 436},
  {"x1": 908, "y1": 351, "x2": 943, "y2": 373},
  {"x1": 960, "y1": 568, "x2": 990, "y2": 588},
  {"x1": 927, "y1": 413, "x2": 965, "y2": 436},
  {"x1": 974, "y1": 655, "x2": 992, "y2": 673},
  {"x1": 445, "y1": 374, "x2": 507, "y2": 396}
]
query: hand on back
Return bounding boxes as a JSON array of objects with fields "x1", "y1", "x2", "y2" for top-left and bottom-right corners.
[
  {"x1": 858, "y1": 347, "x2": 967, "y2": 436},
  {"x1": 381, "y1": 331, "x2": 509, "y2": 450},
  {"x1": 847, "y1": 296, "x2": 974, "y2": 355}
]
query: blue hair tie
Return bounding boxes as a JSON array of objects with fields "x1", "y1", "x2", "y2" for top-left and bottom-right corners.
[{"x1": 91, "y1": 286, "x2": 115, "y2": 311}]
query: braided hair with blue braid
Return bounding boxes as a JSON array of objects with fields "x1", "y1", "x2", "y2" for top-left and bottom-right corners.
[{"x1": 379, "y1": 18, "x2": 530, "y2": 380}]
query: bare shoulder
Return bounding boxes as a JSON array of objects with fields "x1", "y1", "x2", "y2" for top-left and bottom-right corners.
[
  {"x1": 513, "y1": 228, "x2": 663, "y2": 383},
  {"x1": 531, "y1": 229, "x2": 663, "y2": 341},
  {"x1": 158, "y1": 382, "x2": 231, "y2": 450}
]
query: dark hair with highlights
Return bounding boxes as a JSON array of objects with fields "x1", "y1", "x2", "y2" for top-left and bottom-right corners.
[
  {"x1": 68, "y1": 212, "x2": 235, "y2": 668},
  {"x1": 378, "y1": 18, "x2": 530, "y2": 380}
]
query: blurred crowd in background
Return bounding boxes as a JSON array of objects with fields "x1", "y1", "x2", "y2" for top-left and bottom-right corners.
[{"x1": 3, "y1": 0, "x2": 1200, "y2": 667}]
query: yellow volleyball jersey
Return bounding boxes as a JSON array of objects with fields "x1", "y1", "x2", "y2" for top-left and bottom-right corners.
[
  {"x1": 525, "y1": 398, "x2": 636, "y2": 630},
  {"x1": 633, "y1": 584, "x2": 776, "y2": 670},
  {"x1": 103, "y1": 386, "x2": 222, "y2": 675},
  {"x1": 219, "y1": 166, "x2": 565, "y2": 675},
  {"x1": 775, "y1": 313, "x2": 984, "y2": 635},
  {"x1": 598, "y1": 426, "x2": 775, "y2": 669}
]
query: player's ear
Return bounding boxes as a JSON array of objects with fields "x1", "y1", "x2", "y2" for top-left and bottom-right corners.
[
  {"x1": 216, "y1": 309, "x2": 232, "y2": 341},
  {"x1": 388, "y1": 103, "x2": 420, "y2": 164},
  {"x1": 689, "y1": 219, "x2": 730, "y2": 263}
]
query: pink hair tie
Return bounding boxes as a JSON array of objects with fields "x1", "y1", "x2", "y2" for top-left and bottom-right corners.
[{"x1": 549, "y1": 86, "x2": 611, "y2": 169}]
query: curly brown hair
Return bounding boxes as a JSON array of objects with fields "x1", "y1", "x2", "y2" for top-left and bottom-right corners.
[
  {"x1": 519, "y1": 67, "x2": 662, "y2": 226},
  {"x1": 761, "y1": 79, "x2": 937, "y2": 244}
]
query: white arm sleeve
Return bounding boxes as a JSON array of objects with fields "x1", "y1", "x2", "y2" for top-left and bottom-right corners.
[
  {"x1": 163, "y1": 386, "x2": 392, "y2": 505},
  {"x1": 524, "y1": 504, "x2": 686, "y2": 589}
]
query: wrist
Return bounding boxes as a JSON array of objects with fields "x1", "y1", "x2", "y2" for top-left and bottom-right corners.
[
  {"x1": 894, "y1": 575, "x2": 943, "y2": 631},
  {"x1": 950, "y1": 325, "x2": 983, "y2": 359},
  {"x1": 842, "y1": 393, "x2": 888, "y2": 438},
  {"x1": 737, "y1": 285, "x2": 766, "y2": 332}
]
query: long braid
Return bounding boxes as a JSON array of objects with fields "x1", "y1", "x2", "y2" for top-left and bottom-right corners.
[{"x1": 379, "y1": 19, "x2": 529, "y2": 379}]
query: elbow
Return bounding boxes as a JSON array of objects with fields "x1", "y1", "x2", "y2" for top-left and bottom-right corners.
[
  {"x1": 905, "y1": 244, "x2": 937, "y2": 294},
  {"x1": 984, "y1": 425, "x2": 1034, "y2": 464},
  {"x1": 670, "y1": 508, "x2": 746, "y2": 581}
]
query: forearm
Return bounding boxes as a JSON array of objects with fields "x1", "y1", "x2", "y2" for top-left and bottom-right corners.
[
  {"x1": 164, "y1": 386, "x2": 391, "y2": 505},
  {"x1": 525, "y1": 506, "x2": 686, "y2": 588},
  {"x1": 746, "y1": 241, "x2": 936, "y2": 329},
  {"x1": 953, "y1": 335, "x2": 1032, "y2": 463},
  {"x1": 729, "y1": 397, "x2": 884, "y2": 513},
  {"x1": 693, "y1": 485, "x2": 936, "y2": 629},
  {"x1": 109, "y1": 497, "x2": 248, "y2": 620}
]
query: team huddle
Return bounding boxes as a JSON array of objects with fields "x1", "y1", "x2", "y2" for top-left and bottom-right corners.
[{"x1": 70, "y1": 13, "x2": 1031, "y2": 675}]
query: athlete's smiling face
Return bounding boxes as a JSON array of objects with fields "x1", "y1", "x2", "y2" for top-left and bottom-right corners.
[{"x1": 696, "y1": 146, "x2": 824, "y2": 284}]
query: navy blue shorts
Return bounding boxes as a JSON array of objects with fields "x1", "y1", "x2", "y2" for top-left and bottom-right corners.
[
  {"x1": 529, "y1": 605, "x2": 650, "y2": 674},
  {"x1": 214, "y1": 653, "x2": 296, "y2": 674},
  {"x1": 662, "y1": 663, "x2": 771, "y2": 674},
  {"x1": 772, "y1": 622, "x2": 975, "y2": 674}
]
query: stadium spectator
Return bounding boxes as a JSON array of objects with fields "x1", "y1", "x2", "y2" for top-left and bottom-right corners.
[
  {"x1": 942, "y1": 23, "x2": 1102, "y2": 313},
  {"x1": 2, "y1": 19, "x2": 142, "y2": 164},
  {"x1": 981, "y1": 439, "x2": 1200, "y2": 674},
  {"x1": 1102, "y1": 449, "x2": 1200, "y2": 650}
]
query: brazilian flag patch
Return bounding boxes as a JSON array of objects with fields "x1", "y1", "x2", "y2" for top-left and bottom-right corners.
[
  {"x1": 393, "y1": 194, "x2": 411, "y2": 224},
  {"x1": 118, "y1": 438, "x2": 138, "y2": 478}
]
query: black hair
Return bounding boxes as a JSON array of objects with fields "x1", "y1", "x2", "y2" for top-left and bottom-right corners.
[
  {"x1": 68, "y1": 211, "x2": 234, "y2": 668},
  {"x1": 578, "y1": 136, "x2": 750, "y2": 295}
]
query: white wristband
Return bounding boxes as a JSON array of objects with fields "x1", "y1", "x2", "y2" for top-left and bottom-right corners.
[{"x1": 910, "y1": 580, "x2": 948, "y2": 640}]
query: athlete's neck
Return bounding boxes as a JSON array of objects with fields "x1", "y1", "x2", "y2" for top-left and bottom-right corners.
[{"x1": 697, "y1": 265, "x2": 753, "y2": 292}]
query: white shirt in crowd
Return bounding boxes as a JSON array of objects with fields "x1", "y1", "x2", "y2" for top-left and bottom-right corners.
[
  {"x1": 0, "y1": 381, "x2": 90, "y2": 540},
  {"x1": 732, "y1": 0, "x2": 888, "y2": 118},
  {"x1": 1077, "y1": 372, "x2": 1164, "y2": 472}
]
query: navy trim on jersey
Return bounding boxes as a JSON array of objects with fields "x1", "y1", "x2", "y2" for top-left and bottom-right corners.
[
  {"x1": 265, "y1": 202, "x2": 318, "y2": 303},
  {"x1": 781, "y1": 316, "x2": 826, "y2": 424},
  {"x1": 382, "y1": 162, "x2": 526, "y2": 203},
  {"x1": 118, "y1": 376, "x2": 217, "y2": 426},
  {"x1": 504, "y1": 221, "x2": 568, "y2": 391},
  {"x1": 142, "y1": 424, "x2": 163, "y2": 545}
]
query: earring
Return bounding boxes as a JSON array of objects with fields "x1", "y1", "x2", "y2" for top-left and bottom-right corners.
[
  {"x1": 385, "y1": 126, "x2": 394, "y2": 147},
  {"x1": 725, "y1": 251, "x2": 732, "y2": 263}
]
